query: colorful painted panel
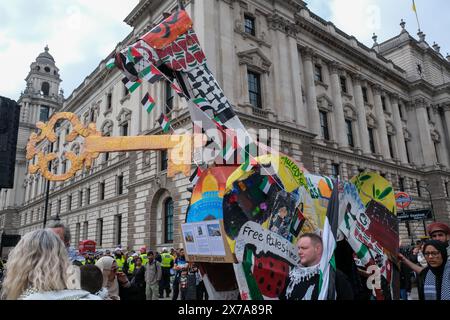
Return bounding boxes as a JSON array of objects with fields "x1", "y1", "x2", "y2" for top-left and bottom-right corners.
[{"x1": 186, "y1": 166, "x2": 237, "y2": 223}]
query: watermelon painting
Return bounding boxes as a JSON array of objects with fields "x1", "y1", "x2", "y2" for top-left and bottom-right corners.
[{"x1": 241, "y1": 245, "x2": 290, "y2": 299}]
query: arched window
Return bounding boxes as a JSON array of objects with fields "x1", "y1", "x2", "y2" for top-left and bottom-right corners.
[
  {"x1": 164, "y1": 197, "x2": 174, "y2": 243},
  {"x1": 41, "y1": 82, "x2": 50, "y2": 96}
]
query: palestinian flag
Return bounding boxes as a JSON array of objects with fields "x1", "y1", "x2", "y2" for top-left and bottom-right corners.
[
  {"x1": 157, "y1": 114, "x2": 171, "y2": 133},
  {"x1": 122, "y1": 77, "x2": 142, "y2": 93},
  {"x1": 189, "y1": 167, "x2": 203, "y2": 185},
  {"x1": 223, "y1": 132, "x2": 237, "y2": 163},
  {"x1": 139, "y1": 65, "x2": 164, "y2": 84},
  {"x1": 171, "y1": 83, "x2": 185, "y2": 97},
  {"x1": 141, "y1": 93, "x2": 156, "y2": 113},
  {"x1": 106, "y1": 58, "x2": 115, "y2": 70},
  {"x1": 127, "y1": 46, "x2": 142, "y2": 64},
  {"x1": 259, "y1": 176, "x2": 274, "y2": 194},
  {"x1": 241, "y1": 159, "x2": 253, "y2": 172},
  {"x1": 290, "y1": 205, "x2": 306, "y2": 238},
  {"x1": 318, "y1": 179, "x2": 340, "y2": 300}
]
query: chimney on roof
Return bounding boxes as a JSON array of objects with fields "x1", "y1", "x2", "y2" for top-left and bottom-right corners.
[
  {"x1": 432, "y1": 42, "x2": 441, "y2": 53},
  {"x1": 446, "y1": 53, "x2": 450, "y2": 62}
]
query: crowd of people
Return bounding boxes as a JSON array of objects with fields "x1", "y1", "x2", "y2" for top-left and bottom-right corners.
[
  {"x1": 0, "y1": 221, "x2": 208, "y2": 300},
  {"x1": 398, "y1": 222, "x2": 450, "y2": 300},
  {"x1": 0, "y1": 220, "x2": 449, "y2": 300}
]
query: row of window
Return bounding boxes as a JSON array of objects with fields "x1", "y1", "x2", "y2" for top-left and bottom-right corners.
[
  {"x1": 319, "y1": 109, "x2": 416, "y2": 160},
  {"x1": 61, "y1": 175, "x2": 124, "y2": 212},
  {"x1": 66, "y1": 197, "x2": 174, "y2": 246}
]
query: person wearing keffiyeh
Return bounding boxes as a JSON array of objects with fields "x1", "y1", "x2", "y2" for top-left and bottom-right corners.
[{"x1": 417, "y1": 240, "x2": 450, "y2": 300}]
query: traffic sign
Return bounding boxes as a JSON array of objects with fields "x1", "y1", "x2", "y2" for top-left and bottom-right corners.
[{"x1": 395, "y1": 192, "x2": 412, "y2": 209}]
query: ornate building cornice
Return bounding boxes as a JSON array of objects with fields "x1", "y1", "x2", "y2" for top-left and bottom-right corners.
[
  {"x1": 267, "y1": 13, "x2": 299, "y2": 37},
  {"x1": 296, "y1": 14, "x2": 410, "y2": 90},
  {"x1": 237, "y1": 48, "x2": 272, "y2": 74}
]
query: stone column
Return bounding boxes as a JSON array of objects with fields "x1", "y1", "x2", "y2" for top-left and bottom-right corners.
[
  {"x1": 444, "y1": 104, "x2": 450, "y2": 157},
  {"x1": 432, "y1": 105, "x2": 450, "y2": 167},
  {"x1": 372, "y1": 85, "x2": 391, "y2": 160},
  {"x1": 302, "y1": 48, "x2": 321, "y2": 141},
  {"x1": 352, "y1": 75, "x2": 371, "y2": 155},
  {"x1": 390, "y1": 95, "x2": 408, "y2": 164},
  {"x1": 278, "y1": 34, "x2": 295, "y2": 123},
  {"x1": 329, "y1": 61, "x2": 349, "y2": 150},
  {"x1": 218, "y1": 0, "x2": 235, "y2": 103},
  {"x1": 238, "y1": 63, "x2": 250, "y2": 105},
  {"x1": 288, "y1": 37, "x2": 307, "y2": 128},
  {"x1": 415, "y1": 98, "x2": 436, "y2": 167}
]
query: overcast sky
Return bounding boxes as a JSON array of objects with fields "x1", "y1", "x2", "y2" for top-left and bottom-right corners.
[{"x1": 0, "y1": 0, "x2": 448, "y2": 101}]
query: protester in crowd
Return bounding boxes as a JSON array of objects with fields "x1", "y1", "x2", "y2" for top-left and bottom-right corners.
[
  {"x1": 399, "y1": 250, "x2": 413, "y2": 300},
  {"x1": 159, "y1": 247, "x2": 174, "y2": 298},
  {"x1": 185, "y1": 264, "x2": 200, "y2": 300},
  {"x1": 427, "y1": 223, "x2": 450, "y2": 255},
  {"x1": 172, "y1": 248, "x2": 187, "y2": 300},
  {"x1": 155, "y1": 251, "x2": 162, "y2": 263},
  {"x1": 95, "y1": 256, "x2": 131, "y2": 300},
  {"x1": 83, "y1": 252, "x2": 97, "y2": 265},
  {"x1": 48, "y1": 221, "x2": 85, "y2": 265},
  {"x1": 145, "y1": 251, "x2": 162, "y2": 300},
  {"x1": 179, "y1": 267, "x2": 189, "y2": 300},
  {"x1": 126, "y1": 253, "x2": 139, "y2": 280},
  {"x1": 417, "y1": 240, "x2": 450, "y2": 300},
  {"x1": 114, "y1": 248, "x2": 126, "y2": 273},
  {"x1": 399, "y1": 222, "x2": 450, "y2": 274},
  {"x1": 130, "y1": 256, "x2": 146, "y2": 300},
  {"x1": 140, "y1": 246, "x2": 149, "y2": 266},
  {"x1": 282, "y1": 233, "x2": 354, "y2": 300},
  {"x1": 417, "y1": 243, "x2": 428, "y2": 268},
  {"x1": 1, "y1": 229, "x2": 100, "y2": 300},
  {"x1": 193, "y1": 264, "x2": 208, "y2": 300},
  {"x1": 80, "y1": 264, "x2": 107, "y2": 298}
]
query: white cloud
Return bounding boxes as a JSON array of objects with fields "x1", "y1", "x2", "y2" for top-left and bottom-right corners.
[
  {"x1": 0, "y1": 0, "x2": 139, "y2": 101},
  {"x1": 328, "y1": 0, "x2": 385, "y2": 44}
]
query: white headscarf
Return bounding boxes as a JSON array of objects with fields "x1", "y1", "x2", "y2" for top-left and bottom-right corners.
[{"x1": 95, "y1": 256, "x2": 120, "y2": 300}]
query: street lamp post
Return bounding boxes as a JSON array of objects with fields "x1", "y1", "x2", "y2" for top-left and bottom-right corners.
[
  {"x1": 420, "y1": 185, "x2": 436, "y2": 222},
  {"x1": 418, "y1": 184, "x2": 436, "y2": 238},
  {"x1": 43, "y1": 142, "x2": 53, "y2": 228}
]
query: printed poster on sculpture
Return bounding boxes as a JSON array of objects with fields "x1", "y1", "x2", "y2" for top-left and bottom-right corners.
[{"x1": 181, "y1": 219, "x2": 235, "y2": 263}]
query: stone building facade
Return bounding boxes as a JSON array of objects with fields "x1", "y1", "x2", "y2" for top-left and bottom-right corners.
[{"x1": 1, "y1": 0, "x2": 450, "y2": 256}]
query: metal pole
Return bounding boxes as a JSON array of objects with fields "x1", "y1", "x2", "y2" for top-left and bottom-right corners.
[
  {"x1": 422, "y1": 185, "x2": 436, "y2": 222},
  {"x1": 43, "y1": 142, "x2": 53, "y2": 228},
  {"x1": 428, "y1": 187, "x2": 436, "y2": 222}
]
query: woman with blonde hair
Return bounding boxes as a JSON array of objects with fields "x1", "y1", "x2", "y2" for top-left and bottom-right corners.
[{"x1": 1, "y1": 229, "x2": 100, "y2": 300}]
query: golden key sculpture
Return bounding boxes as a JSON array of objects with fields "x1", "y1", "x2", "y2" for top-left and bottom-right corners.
[{"x1": 26, "y1": 112, "x2": 204, "y2": 181}]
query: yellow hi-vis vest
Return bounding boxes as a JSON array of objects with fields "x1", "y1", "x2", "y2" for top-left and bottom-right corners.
[
  {"x1": 160, "y1": 253, "x2": 173, "y2": 268},
  {"x1": 140, "y1": 253, "x2": 149, "y2": 266},
  {"x1": 115, "y1": 256, "x2": 125, "y2": 272},
  {"x1": 127, "y1": 260, "x2": 135, "y2": 274}
]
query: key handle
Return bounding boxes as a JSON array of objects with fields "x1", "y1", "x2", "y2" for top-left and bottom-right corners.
[{"x1": 26, "y1": 112, "x2": 101, "y2": 182}]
